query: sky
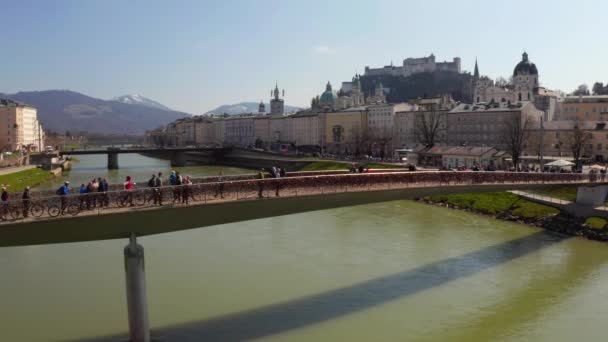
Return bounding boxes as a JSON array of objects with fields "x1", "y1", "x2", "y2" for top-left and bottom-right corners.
[{"x1": 1, "y1": 0, "x2": 607, "y2": 113}]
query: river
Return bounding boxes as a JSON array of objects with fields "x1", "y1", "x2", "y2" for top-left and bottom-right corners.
[{"x1": 2, "y1": 154, "x2": 608, "y2": 341}]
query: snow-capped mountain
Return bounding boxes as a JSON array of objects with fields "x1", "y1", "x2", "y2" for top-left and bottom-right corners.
[
  {"x1": 205, "y1": 102, "x2": 301, "y2": 115},
  {"x1": 113, "y1": 94, "x2": 172, "y2": 111}
]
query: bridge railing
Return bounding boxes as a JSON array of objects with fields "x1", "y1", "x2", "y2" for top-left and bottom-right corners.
[{"x1": 0, "y1": 171, "x2": 602, "y2": 223}]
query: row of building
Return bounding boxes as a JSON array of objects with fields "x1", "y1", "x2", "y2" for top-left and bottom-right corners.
[
  {"x1": 147, "y1": 51, "x2": 608, "y2": 168},
  {"x1": 0, "y1": 99, "x2": 45, "y2": 152}
]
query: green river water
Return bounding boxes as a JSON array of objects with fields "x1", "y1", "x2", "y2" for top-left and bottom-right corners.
[{"x1": 1, "y1": 154, "x2": 608, "y2": 341}]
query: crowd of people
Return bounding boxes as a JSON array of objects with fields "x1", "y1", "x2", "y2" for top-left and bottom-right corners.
[{"x1": 1, "y1": 166, "x2": 604, "y2": 220}]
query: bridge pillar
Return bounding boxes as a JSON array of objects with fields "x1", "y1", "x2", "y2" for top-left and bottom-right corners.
[
  {"x1": 124, "y1": 233, "x2": 150, "y2": 342},
  {"x1": 108, "y1": 152, "x2": 119, "y2": 169},
  {"x1": 170, "y1": 151, "x2": 186, "y2": 167},
  {"x1": 576, "y1": 185, "x2": 608, "y2": 207}
]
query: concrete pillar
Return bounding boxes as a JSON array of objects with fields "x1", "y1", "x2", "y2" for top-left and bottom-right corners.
[
  {"x1": 108, "y1": 153, "x2": 119, "y2": 169},
  {"x1": 170, "y1": 151, "x2": 186, "y2": 167},
  {"x1": 124, "y1": 233, "x2": 150, "y2": 342},
  {"x1": 576, "y1": 185, "x2": 608, "y2": 207}
]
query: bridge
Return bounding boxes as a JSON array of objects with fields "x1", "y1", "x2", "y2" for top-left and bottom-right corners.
[
  {"x1": 59, "y1": 147, "x2": 231, "y2": 169},
  {"x1": 1, "y1": 170, "x2": 604, "y2": 342}
]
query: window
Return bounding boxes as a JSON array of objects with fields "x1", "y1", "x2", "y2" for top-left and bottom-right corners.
[{"x1": 598, "y1": 144, "x2": 602, "y2": 150}]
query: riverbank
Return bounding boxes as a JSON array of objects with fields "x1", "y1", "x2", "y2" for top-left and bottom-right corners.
[
  {"x1": 299, "y1": 160, "x2": 405, "y2": 171},
  {"x1": 0, "y1": 167, "x2": 56, "y2": 190},
  {"x1": 421, "y1": 191, "x2": 608, "y2": 242}
]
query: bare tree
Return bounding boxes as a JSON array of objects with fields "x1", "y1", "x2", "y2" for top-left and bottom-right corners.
[
  {"x1": 370, "y1": 126, "x2": 393, "y2": 159},
  {"x1": 572, "y1": 84, "x2": 590, "y2": 96},
  {"x1": 414, "y1": 111, "x2": 443, "y2": 148},
  {"x1": 525, "y1": 129, "x2": 544, "y2": 164},
  {"x1": 565, "y1": 124, "x2": 592, "y2": 169},
  {"x1": 501, "y1": 114, "x2": 533, "y2": 169},
  {"x1": 495, "y1": 76, "x2": 509, "y2": 87}
]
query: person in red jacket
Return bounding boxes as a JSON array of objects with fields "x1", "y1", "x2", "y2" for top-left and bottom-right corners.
[{"x1": 123, "y1": 176, "x2": 135, "y2": 206}]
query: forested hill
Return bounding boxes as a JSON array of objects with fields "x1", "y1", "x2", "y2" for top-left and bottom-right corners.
[{"x1": 360, "y1": 71, "x2": 474, "y2": 103}]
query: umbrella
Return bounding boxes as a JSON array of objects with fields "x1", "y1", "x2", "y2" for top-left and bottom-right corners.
[
  {"x1": 589, "y1": 164, "x2": 605, "y2": 170},
  {"x1": 545, "y1": 159, "x2": 574, "y2": 167}
]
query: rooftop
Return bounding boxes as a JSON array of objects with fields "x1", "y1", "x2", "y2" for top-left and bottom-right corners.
[{"x1": 450, "y1": 101, "x2": 534, "y2": 113}]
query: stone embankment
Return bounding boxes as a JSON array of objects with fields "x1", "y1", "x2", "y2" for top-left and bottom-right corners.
[{"x1": 419, "y1": 197, "x2": 608, "y2": 243}]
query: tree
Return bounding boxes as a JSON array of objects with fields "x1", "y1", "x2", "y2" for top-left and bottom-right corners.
[
  {"x1": 592, "y1": 82, "x2": 607, "y2": 95},
  {"x1": 525, "y1": 129, "x2": 544, "y2": 164},
  {"x1": 565, "y1": 124, "x2": 592, "y2": 169},
  {"x1": 572, "y1": 84, "x2": 590, "y2": 96},
  {"x1": 413, "y1": 111, "x2": 443, "y2": 148},
  {"x1": 495, "y1": 76, "x2": 509, "y2": 87},
  {"x1": 501, "y1": 114, "x2": 533, "y2": 169}
]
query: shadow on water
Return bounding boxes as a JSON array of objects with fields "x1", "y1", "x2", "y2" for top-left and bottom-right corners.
[{"x1": 78, "y1": 230, "x2": 568, "y2": 342}]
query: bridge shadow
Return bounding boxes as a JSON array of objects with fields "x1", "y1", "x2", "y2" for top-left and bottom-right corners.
[{"x1": 78, "y1": 230, "x2": 568, "y2": 342}]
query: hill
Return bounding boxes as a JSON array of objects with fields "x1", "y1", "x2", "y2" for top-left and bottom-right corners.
[
  {"x1": 112, "y1": 94, "x2": 172, "y2": 111},
  {"x1": 205, "y1": 102, "x2": 301, "y2": 115},
  {"x1": 2, "y1": 90, "x2": 190, "y2": 135},
  {"x1": 361, "y1": 71, "x2": 474, "y2": 103}
]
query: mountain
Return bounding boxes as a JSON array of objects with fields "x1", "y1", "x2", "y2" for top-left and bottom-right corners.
[
  {"x1": 205, "y1": 102, "x2": 301, "y2": 115},
  {"x1": 3, "y1": 90, "x2": 190, "y2": 135},
  {"x1": 112, "y1": 94, "x2": 172, "y2": 111}
]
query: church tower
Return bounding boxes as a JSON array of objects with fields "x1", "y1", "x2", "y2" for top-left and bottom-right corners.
[
  {"x1": 474, "y1": 58, "x2": 479, "y2": 79},
  {"x1": 270, "y1": 83, "x2": 284, "y2": 115},
  {"x1": 258, "y1": 100, "x2": 266, "y2": 114}
]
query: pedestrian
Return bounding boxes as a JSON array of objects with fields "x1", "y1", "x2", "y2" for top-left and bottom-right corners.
[
  {"x1": 257, "y1": 168, "x2": 265, "y2": 198},
  {"x1": 79, "y1": 183, "x2": 89, "y2": 210},
  {"x1": 215, "y1": 169, "x2": 225, "y2": 199},
  {"x1": 58, "y1": 181, "x2": 70, "y2": 214},
  {"x1": 153, "y1": 172, "x2": 163, "y2": 205},
  {"x1": 123, "y1": 176, "x2": 135, "y2": 206},
  {"x1": 279, "y1": 167, "x2": 286, "y2": 178},
  {"x1": 169, "y1": 170, "x2": 177, "y2": 186},
  {"x1": 98, "y1": 178, "x2": 109, "y2": 207},
  {"x1": 90, "y1": 178, "x2": 99, "y2": 208},
  {"x1": 173, "y1": 171, "x2": 183, "y2": 203},
  {"x1": 1, "y1": 186, "x2": 9, "y2": 219},
  {"x1": 182, "y1": 176, "x2": 194, "y2": 204},
  {"x1": 22, "y1": 186, "x2": 31, "y2": 218}
]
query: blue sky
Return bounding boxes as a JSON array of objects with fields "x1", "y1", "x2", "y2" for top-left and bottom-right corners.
[{"x1": 1, "y1": 0, "x2": 606, "y2": 113}]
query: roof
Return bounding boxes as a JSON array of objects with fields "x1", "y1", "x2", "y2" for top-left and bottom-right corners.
[
  {"x1": 449, "y1": 101, "x2": 534, "y2": 113},
  {"x1": 412, "y1": 145, "x2": 498, "y2": 157},
  {"x1": 513, "y1": 52, "x2": 538, "y2": 76},
  {"x1": 563, "y1": 95, "x2": 608, "y2": 103},
  {"x1": 542, "y1": 120, "x2": 608, "y2": 130}
]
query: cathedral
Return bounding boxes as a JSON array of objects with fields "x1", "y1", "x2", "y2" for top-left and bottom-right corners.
[
  {"x1": 473, "y1": 52, "x2": 539, "y2": 104},
  {"x1": 312, "y1": 74, "x2": 383, "y2": 111}
]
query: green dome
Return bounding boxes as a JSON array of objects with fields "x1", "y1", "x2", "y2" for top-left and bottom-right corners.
[
  {"x1": 320, "y1": 89, "x2": 337, "y2": 104},
  {"x1": 319, "y1": 81, "x2": 337, "y2": 105}
]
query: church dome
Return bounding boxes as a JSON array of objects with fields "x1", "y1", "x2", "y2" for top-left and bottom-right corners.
[
  {"x1": 319, "y1": 82, "x2": 337, "y2": 105},
  {"x1": 513, "y1": 52, "x2": 538, "y2": 76}
]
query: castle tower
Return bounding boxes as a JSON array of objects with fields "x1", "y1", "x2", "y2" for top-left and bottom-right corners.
[{"x1": 270, "y1": 83, "x2": 284, "y2": 115}]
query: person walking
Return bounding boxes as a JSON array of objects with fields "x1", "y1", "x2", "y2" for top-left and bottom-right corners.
[
  {"x1": 1, "y1": 186, "x2": 9, "y2": 219},
  {"x1": 79, "y1": 183, "x2": 88, "y2": 210},
  {"x1": 58, "y1": 181, "x2": 70, "y2": 214},
  {"x1": 214, "y1": 169, "x2": 225, "y2": 199},
  {"x1": 22, "y1": 186, "x2": 31, "y2": 218},
  {"x1": 123, "y1": 176, "x2": 135, "y2": 206},
  {"x1": 173, "y1": 171, "x2": 183, "y2": 203},
  {"x1": 90, "y1": 178, "x2": 99, "y2": 208},
  {"x1": 98, "y1": 178, "x2": 109, "y2": 207},
  {"x1": 257, "y1": 168, "x2": 265, "y2": 199},
  {"x1": 154, "y1": 172, "x2": 163, "y2": 205},
  {"x1": 182, "y1": 176, "x2": 194, "y2": 204}
]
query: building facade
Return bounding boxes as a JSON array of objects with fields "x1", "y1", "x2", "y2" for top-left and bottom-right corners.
[
  {"x1": 0, "y1": 99, "x2": 44, "y2": 151},
  {"x1": 320, "y1": 107, "x2": 368, "y2": 155},
  {"x1": 559, "y1": 95, "x2": 608, "y2": 121},
  {"x1": 224, "y1": 116, "x2": 255, "y2": 147},
  {"x1": 447, "y1": 101, "x2": 543, "y2": 150}
]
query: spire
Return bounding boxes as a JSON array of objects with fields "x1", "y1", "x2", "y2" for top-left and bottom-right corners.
[
  {"x1": 326, "y1": 81, "x2": 332, "y2": 92},
  {"x1": 273, "y1": 82, "x2": 280, "y2": 100},
  {"x1": 474, "y1": 58, "x2": 479, "y2": 78}
]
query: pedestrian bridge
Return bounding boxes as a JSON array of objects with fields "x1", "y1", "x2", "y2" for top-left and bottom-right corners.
[{"x1": 0, "y1": 171, "x2": 604, "y2": 247}]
